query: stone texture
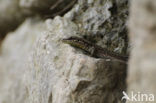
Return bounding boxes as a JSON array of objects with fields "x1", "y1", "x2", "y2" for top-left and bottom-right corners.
[
  {"x1": 0, "y1": 0, "x2": 27, "y2": 41},
  {"x1": 65, "y1": 0, "x2": 129, "y2": 54},
  {"x1": 19, "y1": 0, "x2": 56, "y2": 14},
  {"x1": 19, "y1": 0, "x2": 75, "y2": 16},
  {"x1": 0, "y1": 18, "x2": 46, "y2": 103},
  {"x1": 127, "y1": 0, "x2": 156, "y2": 102},
  {"x1": 0, "y1": 0, "x2": 129, "y2": 103},
  {"x1": 25, "y1": 17, "x2": 127, "y2": 103}
]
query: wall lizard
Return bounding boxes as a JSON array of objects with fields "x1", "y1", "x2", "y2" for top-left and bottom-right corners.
[{"x1": 62, "y1": 36, "x2": 128, "y2": 64}]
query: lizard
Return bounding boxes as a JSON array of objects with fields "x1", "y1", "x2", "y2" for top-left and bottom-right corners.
[{"x1": 62, "y1": 36, "x2": 128, "y2": 64}]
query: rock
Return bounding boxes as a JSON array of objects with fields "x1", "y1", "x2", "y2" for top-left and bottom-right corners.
[
  {"x1": 19, "y1": 0, "x2": 76, "y2": 16},
  {"x1": 0, "y1": 18, "x2": 46, "y2": 103},
  {"x1": 0, "y1": 0, "x2": 129, "y2": 103},
  {"x1": 127, "y1": 0, "x2": 156, "y2": 102},
  {"x1": 0, "y1": 0, "x2": 27, "y2": 41},
  {"x1": 64, "y1": 0, "x2": 129, "y2": 54},
  {"x1": 26, "y1": 17, "x2": 127, "y2": 103}
]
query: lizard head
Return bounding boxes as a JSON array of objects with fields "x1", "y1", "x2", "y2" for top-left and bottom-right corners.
[{"x1": 62, "y1": 36, "x2": 95, "y2": 55}]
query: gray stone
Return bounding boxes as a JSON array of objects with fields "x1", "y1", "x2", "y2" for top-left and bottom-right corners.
[
  {"x1": 0, "y1": 0, "x2": 26, "y2": 41},
  {"x1": 19, "y1": 0, "x2": 75, "y2": 16},
  {"x1": 0, "y1": 0, "x2": 129, "y2": 103},
  {"x1": 26, "y1": 17, "x2": 127, "y2": 103},
  {"x1": 65, "y1": 0, "x2": 129, "y2": 54},
  {"x1": 127, "y1": 0, "x2": 156, "y2": 103},
  {"x1": 0, "y1": 18, "x2": 46, "y2": 103}
]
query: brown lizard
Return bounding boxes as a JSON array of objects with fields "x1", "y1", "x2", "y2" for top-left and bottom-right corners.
[{"x1": 62, "y1": 36, "x2": 128, "y2": 63}]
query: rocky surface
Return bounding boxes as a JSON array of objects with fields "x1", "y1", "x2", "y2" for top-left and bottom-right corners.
[
  {"x1": 0, "y1": 0, "x2": 76, "y2": 42},
  {"x1": 0, "y1": 0, "x2": 27, "y2": 41},
  {"x1": 20, "y1": 0, "x2": 56, "y2": 13},
  {"x1": 0, "y1": 0, "x2": 129, "y2": 103},
  {"x1": 0, "y1": 18, "x2": 46, "y2": 103},
  {"x1": 66, "y1": 0, "x2": 129, "y2": 54},
  {"x1": 127, "y1": 0, "x2": 156, "y2": 102},
  {"x1": 20, "y1": 0, "x2": 77, "y2": 17},
  {"x1": 25, "y1": 17, "x2": 127, "y2": 103}
]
